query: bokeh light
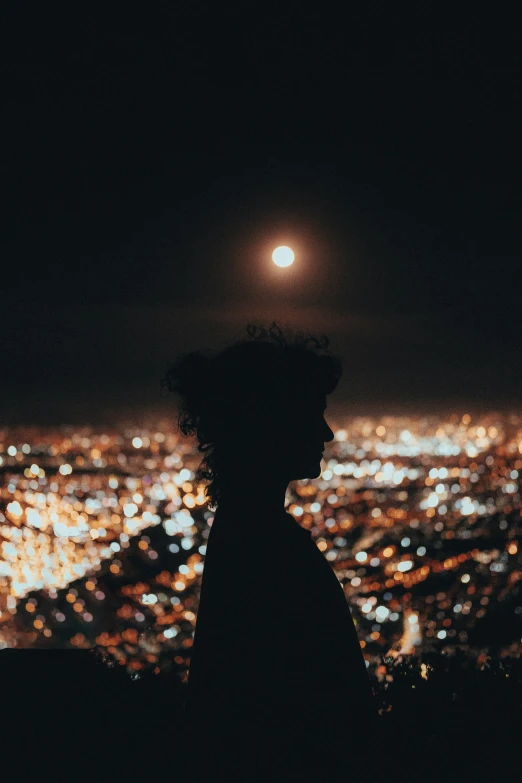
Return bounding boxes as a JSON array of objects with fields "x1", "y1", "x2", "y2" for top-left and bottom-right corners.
[{"x1": 0, "y1": 412, "x2": 520, "y2": 683}]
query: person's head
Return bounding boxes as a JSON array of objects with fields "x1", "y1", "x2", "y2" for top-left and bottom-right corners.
[{"x1": 162, "y1": 322, "x2": 339, "y2": 508}]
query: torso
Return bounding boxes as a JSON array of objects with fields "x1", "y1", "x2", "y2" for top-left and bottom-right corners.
[{"x1": 186, "y1": 505, "x2": 372, "y2": 718}]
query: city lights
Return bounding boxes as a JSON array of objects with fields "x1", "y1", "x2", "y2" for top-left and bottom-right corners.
[{"x1": 0, "y1": 411, "x2": 520, "y2": 681}]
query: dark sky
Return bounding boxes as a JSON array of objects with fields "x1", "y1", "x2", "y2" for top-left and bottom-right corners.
[{"x1": 2, "y1": 5, "x2": 521, "y2": 424}]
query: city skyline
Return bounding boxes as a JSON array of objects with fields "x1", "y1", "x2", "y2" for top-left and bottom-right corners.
[{"x1": 1, "y1": 412, "x2": 520, "y2": 672}]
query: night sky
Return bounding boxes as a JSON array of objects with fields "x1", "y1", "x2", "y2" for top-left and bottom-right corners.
[{"x1": 3, "y1": 6, "x2": 521, "y2": 423}]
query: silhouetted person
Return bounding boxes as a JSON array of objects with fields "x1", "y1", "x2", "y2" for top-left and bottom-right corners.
[{"x1": 164, "y1": 322, "x2": 375, "y2": 780}]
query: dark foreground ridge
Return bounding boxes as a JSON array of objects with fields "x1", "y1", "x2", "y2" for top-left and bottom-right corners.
[{"x1": 1, "y1": 648, "x2": 520, "y2": 781}]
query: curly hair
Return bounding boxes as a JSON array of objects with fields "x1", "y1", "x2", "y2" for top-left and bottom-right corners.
[{"x1": 162, "y1": 321, "x2": 342, "y2": 509}]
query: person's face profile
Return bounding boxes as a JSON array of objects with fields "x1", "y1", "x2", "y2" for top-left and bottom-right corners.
[{"x1": 274, "y1": 393, "x2": 334, "y2": 481}]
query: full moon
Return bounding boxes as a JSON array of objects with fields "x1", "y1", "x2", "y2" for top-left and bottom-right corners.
[{"x1": 272, "y1": 246, "x2": 295, "y2": 267}]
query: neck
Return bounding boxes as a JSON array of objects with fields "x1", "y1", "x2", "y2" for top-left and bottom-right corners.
[{"x1": 216, "y1": 472, "x2": 289, "y2": 517}]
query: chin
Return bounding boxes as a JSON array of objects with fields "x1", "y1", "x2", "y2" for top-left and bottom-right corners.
[{"x1": 291, "y1": 460, "x2": 322, "y2": 481}]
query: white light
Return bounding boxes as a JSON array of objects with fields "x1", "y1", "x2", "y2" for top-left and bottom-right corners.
[
  {"x1": 7, "y1": 501, "x2": 23, "y2": 517},
  {"x1": 355, "y1": 551, "x2": 367, "y2": 562},
  {"x1": 397, "y1": 560, "x2": 413, "y2": 572},
  {"x1": 272, "y1": 246, "x2": 294, "y2": 267},
  {"x1": 132, "y1": 437, "x2": 142, "y2": 448},
  {"x1": 26, "y1": 509, "x2": 43, "y2": 529},
  {"x1": 437, "y1": 630, "x2": 447, "y2": 639}
]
